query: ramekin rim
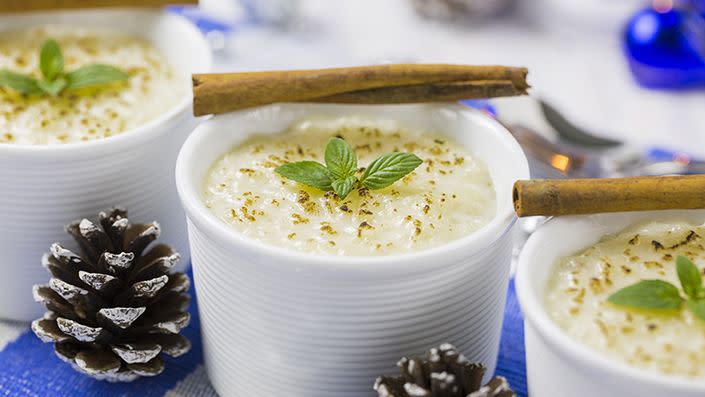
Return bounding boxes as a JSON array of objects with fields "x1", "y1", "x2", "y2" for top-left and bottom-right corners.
[
  {"x1": 0, "y1": 8, "x2": 212, "y2": 155},
  {"x1": 516, "y1": 212, "x2": 705, "y2": 392},
  {"x1": 175, "y1": 102, "x2": 530, "y2": 270}
]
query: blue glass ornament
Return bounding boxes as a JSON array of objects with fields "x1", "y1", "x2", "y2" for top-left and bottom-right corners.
[{"x1": 624, "y1": 1, "x2": 705, "y2": 89}]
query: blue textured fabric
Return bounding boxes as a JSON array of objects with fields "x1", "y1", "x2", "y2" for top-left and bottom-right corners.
[
  {"x1": 496, "y1": 280, "x2": 528, "y2": 397},
  {"x1": 0, "y1": 272, "x2": 528, "y2": 396}
]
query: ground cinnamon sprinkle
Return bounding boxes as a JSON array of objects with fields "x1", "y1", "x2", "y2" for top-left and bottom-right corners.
[
  {"x1": 546, "y1": 221, "x2": 705, "y2": 380},
  {"x1": 0, "y1": 26, "x2": 185, "y2": 145},
  {"x1": 203, "y1": 118, "x2": 495, "y2": 255}
]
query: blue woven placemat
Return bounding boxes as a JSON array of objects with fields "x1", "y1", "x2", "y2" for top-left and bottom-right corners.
[
  {"x1": 0, "y1": 270, "x2": 527, "y2": 397},
  {"x1": 496, "y1": 280, "x2": 527, "y2": 396}
]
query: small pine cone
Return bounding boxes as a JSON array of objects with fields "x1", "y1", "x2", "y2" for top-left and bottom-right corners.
[
  {"x1": 374, "y1": 343, "x2": 515, "y2": 397},
  {"x1": 411, "y1": 0, "x2": 513, "y2": 20},
  {"x1": 31, "y1": 208, "x2": 191, "y2": 382}
]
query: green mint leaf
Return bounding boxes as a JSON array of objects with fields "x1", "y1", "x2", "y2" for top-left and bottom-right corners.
[
  {"x1": 65, "y1": 64, "x2": 129, "y2": 90},
  {"x1": 39, "y1": 39, "x2": 64, "y2": 81},
  {"x1": 607, "y1": 280, "x2": 682, "y2": 311},
  {"x1": 275, "y1": 161, "x2": 332, "y2": 191},
  {"x1": 687, "y1": 299, "x2": 705, "y2": 323},
  {"x1": 332, "y1": 175, "x2": 357, "y2": 199},
  {"x1": 677, "y1": 256, "x2": 703, "y2": 299},
  {"x1": 324, "y1": 137, "x2": 357, "y2": 180},
  {"x1": 360, "y1": 152, "x2": 423, "y2": 190},
  {"x1": 0, "y1": 70, "x2": 41, "y2": 95},
  {"x1": 36, "y1": 77, "x2": 67, "y2": 97}
]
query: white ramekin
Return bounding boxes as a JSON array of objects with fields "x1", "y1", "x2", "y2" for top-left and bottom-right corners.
[
  {"x1": 176, "y1": 103, "x2": 530, "y2": 396},
  {"x1": 0, "y1": 9, "x2": 212, "y2": 321},
  {"x1": 516, "y1": 210, "x2": 705, "y2": 397}
]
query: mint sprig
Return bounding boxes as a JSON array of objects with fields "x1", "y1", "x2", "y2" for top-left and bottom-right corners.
[
  {"x1": 607, "y1": 280, "x2": 682, "y2": 310},
  {"x1": 0, "y1": 39, "x2": 128, "y2": 97},
  {"x1": 0, "y1": 70, "x2": 42, "y2": 95},
  {"x1": 608, "y1": 255, "x2": 705, "y2": 322},
  {"x1": 65, "y1": 64, "x2": 130, "y2": 90},
  {"x1": 677, "y1": 255, "x2": 703, "y2": 299},
  {"x1": 274, "y1": 161, "x2": 332, "y2": 191},
  {"x1": 360, "y1": 152, "x2": 426, "y2": 190},
  {"x1": 274, "y1": 137, "x2": 422, "y2": 199},
  {"x1": 39, "y1": 39, "x2": 64, "y2": 81},
  {"x1": 325, "y1": 137, "x2": 357, "y2": 181}
]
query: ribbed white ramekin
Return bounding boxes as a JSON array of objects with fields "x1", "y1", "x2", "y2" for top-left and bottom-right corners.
[
  {"x1": 516, "y1": 210, "x2": 705, "y2": 397},
  {"x1": 0, "y1": 9, "x2": 211, "y2": 321},
  {"x1": 176, "y1": 103, "x2": 529, "y2": 396}
]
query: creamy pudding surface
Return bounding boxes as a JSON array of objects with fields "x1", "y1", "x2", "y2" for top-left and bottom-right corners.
[
  {"x1": 203, "y1": 118, "x2": 496, "y2": 256},
  {"x1": 546, "y1": 221, "x2": 705, "y2": 380},
  {"x1": 0, "y1": 26, "x2": 186, "y2": 145}
]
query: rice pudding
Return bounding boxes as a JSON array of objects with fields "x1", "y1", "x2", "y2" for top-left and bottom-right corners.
[
  {"x1": 0, "y1": 25, "x2": 186, "y2": 145},
  {"x1": 203, "y1": 117, "x2": 496, "y2": 256},
  {"x1": 545, "y1": 221, "x2": 705, "y2": 380}
]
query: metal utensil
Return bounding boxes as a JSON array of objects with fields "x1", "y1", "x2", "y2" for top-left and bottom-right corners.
[
  {"x1": 539, "y1": 100, "x2": 622, "y2": 148},
  {"x1": 538, "y1": 99, "x2": 705, "y2": 176}
]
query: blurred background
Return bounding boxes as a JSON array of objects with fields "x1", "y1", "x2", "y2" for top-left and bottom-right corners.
[{"x1": 171, "y1": 0, "x2": 705, "y2": 179}]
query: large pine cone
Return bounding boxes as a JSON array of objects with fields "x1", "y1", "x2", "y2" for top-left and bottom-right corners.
[
  {"x1": 31, "y1": 208, "x2": 191, "y2": 382},
  {"x1": 374, "y1": 344, "x2": 515, "y2": 397}
]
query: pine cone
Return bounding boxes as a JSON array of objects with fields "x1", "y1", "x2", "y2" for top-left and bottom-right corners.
[
  {"x1": 31, "y1": 208, "x2": 191, "y2": 382},
  {"x1": 411, "y1": 0, "x2": 513, "y2": 20},
  {"x1": 374, "y1": 343, "x2": 515, "y2": 397}
]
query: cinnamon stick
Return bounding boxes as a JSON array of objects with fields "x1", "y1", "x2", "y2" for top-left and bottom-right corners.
[
  {"x1": 0, "y1": 0, "x2": 197, "y2": 13},
  {"x1": 513, "y1": 175, "x2": 705, "y2": 217},
  {"x1": 314, "y1": 81, "x2": 520, "y2": 104},
  {"x1": 192, "y1": 64, "x2": 529, "y2": 116}
]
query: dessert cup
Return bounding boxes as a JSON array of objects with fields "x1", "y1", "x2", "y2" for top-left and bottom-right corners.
[
  {"x1": 0, "y1": 9, "x2": 212, "y2": 321},
  {"x1": 176, "y1": 103, "x2": 529, "y2": 396},
  {"x1": 516, "y1": 210, "x2": 705, "y2": 397}
]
